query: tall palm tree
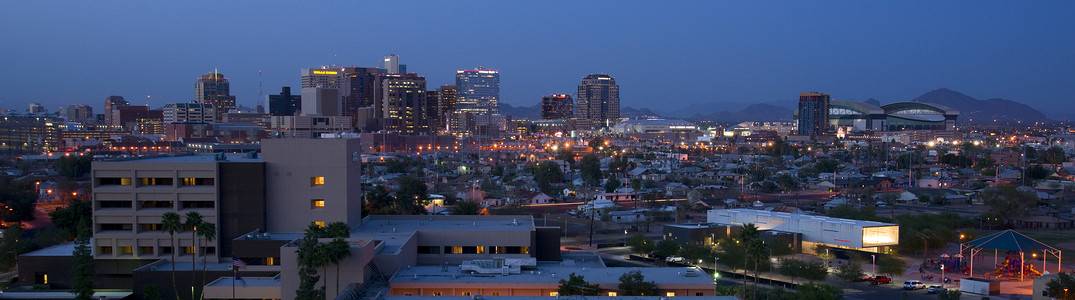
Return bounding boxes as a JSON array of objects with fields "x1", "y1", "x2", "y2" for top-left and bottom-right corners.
[
  {"x1": 326, "y1": 238, "x2": 352, "y2": 296},
  {"x1": 197, "y1": 222, "x2": 216, "y2": 300},
  {"x1": 738, "y1": 224, "x2": 760, "y2": 283},
  {"x1": 161, "y1": 212, "x2": 181, "y2": 300},
  {"x1": 184, "y1": 211, "x2": 203, "y2": 300}
]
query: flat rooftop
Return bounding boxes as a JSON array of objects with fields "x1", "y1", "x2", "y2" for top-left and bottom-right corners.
[
  {"x1": 108, "y1": 153, "x2": 262, "y2": 163},
  {"x1": 392, "y1": 265, "x2": 714, "y2": 285},
  {"x1": 349, "y1": 215, "x2": 536, "y2": 255},
  {"x1": 206, "y1": 276, "x2": 280, "y2": 287},
  {"x1": 712, "y1": 208, "x2": 897, "y2": 228},
  {"x1": 20, "y1": 242, "x2": 75, "y2": 256}
]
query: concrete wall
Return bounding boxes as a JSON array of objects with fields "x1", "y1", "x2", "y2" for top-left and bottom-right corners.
[
  {"x1": 217, "y1": 162, "x2": 266, "y2": 260},
  {"x1": 263, "y1": 138, "x2": 362, "y2": 232}
]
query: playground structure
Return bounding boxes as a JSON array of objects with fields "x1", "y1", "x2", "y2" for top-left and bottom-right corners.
[
  {"x1": 984, "y1": 251, "x2": 1042, "y2": 279},
  {"x1": 959, "y1": 229, "x2": 1061, "y2": 281}
]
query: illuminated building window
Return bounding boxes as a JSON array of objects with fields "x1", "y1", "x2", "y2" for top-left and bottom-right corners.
[
  {"x1": 462, "y1": 292, "x2": 471, "y2": 296},
  {"x1": 608, "y1": 292, "x2": 618, "y2": 297},
  {"x1": 120, "y1": 246, "x2": 133, "y2": 255},
  {"x1": 666, "y1": 292, "x2": 676, "y2": 297},
  {"x1": 266, "y1": 257, "x2": 275, "y2": 266},
  {"x1": 311, "y1": 177, "x2": 325, "y2": 186},
  {"x1": 549, "y1": 292, "x2": 558, "y2": 296},
  {"x1": 139, "y1": 246, "x2": 154, "y2": 255},
  {"x1": 99, "y1": 246, "x2": 113, "y2": 254},
  {"x1": 313, "y1": 221, "x2": 325, "y2": 228},
  {"x1": 182, "y1": 246, "x2": 195, "y2": 254},
  {"x1": 311, "y1": 199, "x2": 325, "y2": 209}
]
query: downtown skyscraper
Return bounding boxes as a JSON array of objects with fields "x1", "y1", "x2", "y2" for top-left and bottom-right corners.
[
  {"x1": 576, "y1": 74, "x2": 619, "y2": 129},
  {"x1": 455, "y1": 67, "x2": 500, "y2": 115},
  {"x1": 194, "y1": 71, "x2": 236, "y2": 119},
  {"x1": 797, "y1": 92, "x2": 830, "y2": 136}
]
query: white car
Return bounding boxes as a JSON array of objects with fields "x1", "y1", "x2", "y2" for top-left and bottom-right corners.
[
  {"x1": 876, "y1": 201, "x2": 887, "y2": 207},
  {"x1": 665, "y1": 256, "x2": 685, "y2": 263},
  {"x1": 926, "y1": 285, "x2": 944, "y2": 293},
  {"x1": 903, "y1": 280, "x2": 925, "y2": 290}
]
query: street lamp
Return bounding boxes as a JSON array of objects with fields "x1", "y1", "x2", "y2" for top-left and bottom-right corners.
[
  {"x1": 940, "y1": 264, "x2": 945, "y2": 289},
  {"x1": 872, "y1": 254, "x2": 877, "y2": 276}
]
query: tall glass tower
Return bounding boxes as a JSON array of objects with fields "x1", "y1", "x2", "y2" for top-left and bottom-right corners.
[{"x1": 455, "y1": 67, "x2": 500, "y2": 115}]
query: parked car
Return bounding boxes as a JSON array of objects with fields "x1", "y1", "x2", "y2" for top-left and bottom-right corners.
[
  {"x1": 854, "y1": 275, "x2": 873, "y2": 282},
  {"x1": 876, "y1": 201, "x2": 887, "y2": 207},
  {"x1": 903, "y1": 280, "x2": 925, "y2": 290},
  {"x1": 870, "y1": 276, "x2": 892, "y2": 285},
  {"x1": 665, "y1": 256, "x2": 685, "y2": 263},
  {"x1": 926, "y1": 285, "x2": 944, "y2": 293}
]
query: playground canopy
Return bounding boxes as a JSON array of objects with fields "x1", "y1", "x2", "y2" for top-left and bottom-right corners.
[
  {"x1": 964, "y1": 229, "x2": 1060, "y2": 252},
  {"x1": 960, "y1": 229, "x2": 1061, "y2": 280}
]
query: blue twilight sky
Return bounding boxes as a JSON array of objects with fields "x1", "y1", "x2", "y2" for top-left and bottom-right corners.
[{"x1": 1, "y1": 1, "x2": 1073, "y2": 115}]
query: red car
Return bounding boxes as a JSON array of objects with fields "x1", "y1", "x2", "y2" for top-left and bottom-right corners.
[{"x1": 870, "y1": 276, "x2": 892, "y2": 285}]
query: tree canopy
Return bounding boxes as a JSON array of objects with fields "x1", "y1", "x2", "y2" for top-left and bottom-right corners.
[
  {"x1": 617, "y1": 270, "x2": 658, "y2": 296},
  {"x1": 557, "y1": 273, "x2": 600, "y2": 296}
]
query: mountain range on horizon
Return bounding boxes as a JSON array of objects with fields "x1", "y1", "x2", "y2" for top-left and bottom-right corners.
[{"x1": 503, "y1": 88, "x2": 1057, "y2": 124}]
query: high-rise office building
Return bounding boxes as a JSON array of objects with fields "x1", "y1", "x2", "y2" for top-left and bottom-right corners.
[
  {"x1": 301, "y1": 66, "x2": 345, "y2": 89},
  {"x1": 576, "y1": 74, "x2": 619, "y2": 129},
  {"x1": 28, "y1": 103, "x2": 46, "y2": 114},
  {"x1": 162, "y1": 103, "x2": 216, "y2": 123},
  {"x1": 301, "y1": 87, "x2": 341, "y2": 116},
  {"x1": 195, "y1": 71, "x2": 237, "y2": 119},
  {"x1": 104, "y1": 96, "x2": 129, "y2": 126},
  {"x1": 268, "y1": 87, "x2": 301, "y2": 116},
  {"x1": 375, "y1": 73, "x2": 429, "y2": 135},
  {"x1": 434, "y1": 85, "x2": 457, "y2": 131},
  {"x1": 455, "y1": 67, "x2": 500, "y2": 115},
  {"x1": 65, "y1": 104, "x2": 94, "y2": 123},
  {"x1": 341, "y1": 67, "x2": 379, "y2": 116},
  {"x1": 379, "y1": 54, "x2": 406, "y2": 74},
  {"x1": 796, "y1": 92, "x2": 830, "y2": 136},
  {"x1": 541, "y1": 94, "x2": 573, "y2": 120}
]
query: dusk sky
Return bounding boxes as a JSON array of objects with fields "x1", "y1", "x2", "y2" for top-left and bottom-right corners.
[{"x1": 2, "y1": 1, "x2": 1073, "y2": 114}]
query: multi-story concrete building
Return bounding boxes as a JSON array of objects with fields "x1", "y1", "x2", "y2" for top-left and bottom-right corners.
[
  {"x1": 194, "y1": 71, "x2": 237, "y2": 119},
  {"x1": 104, "y1": 95, "x2": 130, "y2": 126},
  {"x1": 541, "y1": 94, "x2": 573, "y2": 120},
  {"x1": 576, "y1": 74, "x2": 619, "y2": 129},
  {"x1": 455, "y1": 68, "x2": 500, "y2": 116},
  {"x1": 269, "y1": 115, "x2": 352, "y2": 138},
  {"x1": 162, "y1": 103, "x2": 216, "y2": 124},
  {"x1": 262, "y1": 138, "x2": 363, "y2": 232},
  {"x1": 90, "y1": 154, "x2": 267, "y2": 263},
  {"x1": 301, "y1": 87, "x2": 342, "y2": 116},
  {"x1": 0, "y1": 114, "x2": 63, "y2": 153},
  {"x1": 301, "y1": 66, "x2": 345, "y2": 89}
]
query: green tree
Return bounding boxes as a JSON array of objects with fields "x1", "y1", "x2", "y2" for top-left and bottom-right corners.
[
  {"x1": 795, "y1": 282, "x2": 844, "y2": 300},
  {"x1": 937, "y1": 288, "x2": 962, "y2": 300},
  {"x1": 557, "y1": 273, "x2": 600, "y2": 296},
  {"x1": 326, "y1": 238, "x2": 352, "y2": 296},
  {"x1": 394, "y1": 176, "x2": 428, "y2": 215},
  {"x1": 47, "y1": 199, "x2": 91, "y2": 238},
  {"x1": 324, "y1": 222, "x2": 350, "y2": 239},
  {"x1": 679, "y1": 243, "x2": 712, "y2": 264},
  {"x1": 604, "y1": 176, "x2": 621, "y2": 193},
  {"x1": 363, "y1": 185, "x2": 394, "y2": 216},
  {"x1": 532, "y1": 161, "x2": 564, "y2": 195},
  {"x1": 160, "y1": 212, "x2": 182, "y2": 300},
  {"x1": 876, "y1": 254, "x2": 907, "y2": 276},
  {"x1": 143, "y1": 285, "x2": 162, "y2": 300},
  {"x1": 56, "y1": 155, "x2": 92, "y2": 178},
  {"x1": 1026, "y1": 165, "x2": 1051, "y2": 181},
  {"x1": 801, "y1": 260, "x2": 829, "y2": 282},
  {"x1": 775, "y1": 173, "x2": 798, "y2": 191},
  {"x1": 715, "y1": 238, "x2": 747, "y2": 274},
  {"x1": 974, "y1": 157, "x2": 995, "y2": 171},
  {"x1": 451, "y1": 201, "x2": 482, "y2": 215},
  {"x1": 1045, "y1": 272, "x2": 1075, "y2": 300},
  {"x1": 626, "y1": 233, "x2": 655, "y2": 255},
  {"x1": 1041, "y1": 146, "x2": 1067, "y2": 165},
  {"x1": 834, "y1": 261, "x2": 865, "y2": 289},
  {"x1": 72, "y1": 218, "x2": 94, "y2": 300},
  {"x1": 815, "y1": 159, "x2": 840, "y2": 173},
  {"x1": 981, "y1": 184, "x2": 1039, "y2": 221},
  {"x1": 185, "y1": 211, "x2": 203, "y2": 300},
  {"x1": 655, "y1": 239, "x2": 681, "y2": 258},
  {"x1": 0, "y1": 223, "x2": 21, "y2": 269},
  {"x1": 779, "y1": 259, "x2": 806, "y2": 284},
  {"x1": 617, "y1": 270, "x2": 658, "y2": 296},
  {"x1": 296, "y1": 224, "x2": 329, "y2": 300},
  {"x1": 579, "y1": 154, "x2": 602, "y2": 186},
  {"x1": 197, "y1": 221, "x2": 216, "y2": 300}
]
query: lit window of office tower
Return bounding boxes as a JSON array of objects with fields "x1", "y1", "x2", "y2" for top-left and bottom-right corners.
[
  {"x1": 576, "y1": 74, "x2": 619, "y2": 129},
  {"x1": 796, "y1": 92, "x2": 830, "y2": 136},
  {"x1": 455, "y1": 67, "x2": 500, "y2": 115},
  {"x1": 194, "y1": 71, "x2": 237, "y2": 119},
  {"x1": 541, "y1": 94, "x2": 574, "y2": 120}
]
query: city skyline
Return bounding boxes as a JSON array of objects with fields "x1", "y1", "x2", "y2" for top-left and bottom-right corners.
[{"x1": 1, "y1": 1, "x2": 1073, "y2": 116}]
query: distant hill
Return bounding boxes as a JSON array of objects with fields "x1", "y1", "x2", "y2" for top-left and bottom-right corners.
[
  {"x1": 912, "y1": 88, "x2": 1048, "y2": 124},
  {"x1": 499, "y1": 103, "x2": 661, "y2": 120}
]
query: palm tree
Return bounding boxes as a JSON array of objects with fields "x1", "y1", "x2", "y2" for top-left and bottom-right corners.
[
  {"x1": 161, "y1": 212, "x2": 181, "y2": 300},
  {"x1": 326, "y1": 238, "x2": 352, "y2": 296},
  {"x1": 184, "y1": 211, "x2": 203, "y2": 300},
  {"x1": 197, "y1": 222, "x2": 216, "y2": 300},
  {"x1": 738, "y1": 224, "x2": 760, "y2": 283}
]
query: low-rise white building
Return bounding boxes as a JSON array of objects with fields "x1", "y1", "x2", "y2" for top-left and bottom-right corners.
[{"x1": 708, "y1": 209, "x2": 899, "y2": 253}]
